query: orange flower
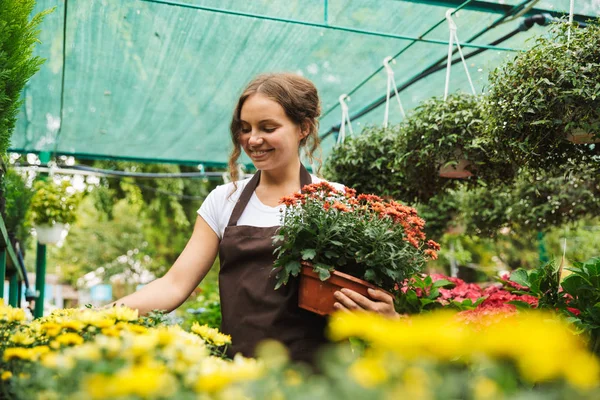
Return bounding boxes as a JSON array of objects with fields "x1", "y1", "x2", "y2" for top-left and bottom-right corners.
[
  {"x1": 344, "y1": 187, "x2": 357, "y2": 198},
  {"x1": 427, "y1": 240, "x2": 441, "y2": 251},
  {"x1": 370, "y1": 202, "x2": 386, "y2": 214},
  {"x1": 424, "y1": 249, "x2": 438, "y2": 260},
  {"x1": 323, "y1": 201, "x2": 331, "y2": 211},
  {"x1": 279, "y1": 195, "x2": 298, "y2": 206},
  {"x1": 333, "y1": 201, "x2": 351, "y2": 212}
]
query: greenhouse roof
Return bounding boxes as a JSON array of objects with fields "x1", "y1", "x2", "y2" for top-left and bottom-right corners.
[{"x1": 10, "y1": 0, "x2": 600, "y2": 167}]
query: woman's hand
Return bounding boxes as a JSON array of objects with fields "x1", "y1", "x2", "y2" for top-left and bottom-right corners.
[{"x1": 333, "y1": 288, "x2": 398, "y2": 319}]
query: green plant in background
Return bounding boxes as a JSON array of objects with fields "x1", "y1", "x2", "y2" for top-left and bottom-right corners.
[
  {"x1": 561, "y1": 257, "x2": 600, "y2": 356},
  {"x1": 323, "y1": 124, "x2": 409, "y2": 201},
  {"x1": 2, "y1": 169, "x2": 33, "y2": 246},
  {"x1": 29, "y1": 179, "x2": 79, "y2": 227},
  {"x1": 456, "y1": 162, "x2": 600, "y2": 236},
  {"x1": 0, "y1": 0, "x2": 52, "y2": 156},
  {"x1": 414, "y1": 187, "x2": 461, "y2": 241},
  {"x1": 400, "y1": 93, "x2": 514, "y2": 203},
  {"x1": 486, "y1": 21, "x2": 600, "y2": 171},
  {"x1": 177, "y1": 266, "x2": 222, "y2": 330}
]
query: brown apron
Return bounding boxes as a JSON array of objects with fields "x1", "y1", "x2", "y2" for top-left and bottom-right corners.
[{"x1": 218, "y1": 165, "x2": 327, "y2": 364}]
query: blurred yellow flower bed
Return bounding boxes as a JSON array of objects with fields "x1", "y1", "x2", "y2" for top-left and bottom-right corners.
[{"x1": 1, "y1": 300, "x2": 599, "y2": 399}]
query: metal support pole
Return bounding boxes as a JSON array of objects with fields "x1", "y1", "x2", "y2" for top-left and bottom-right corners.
[
  {"x1": 538, "y1": 231, "x2": 549, "y2": 264},
  {"x1": 34, "y1": 151, "x2": 51, "y2": 318},
  {"x1": 17, "y1": 280, "x2": 23, "y2": 308},
  {"x1": 34, "y1": 242, "x2": 47, "y2": 318},
  {"x1": 0, "y1": 248, "x2": 5, "y2": 300},
  {"x1": 8, "y1": 274, "x2": 18, "y2": 307}
]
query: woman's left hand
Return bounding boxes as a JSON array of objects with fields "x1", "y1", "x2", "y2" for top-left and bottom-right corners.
[{"x1": 333, "y1": 288, "x2": 398, "y2": 319}]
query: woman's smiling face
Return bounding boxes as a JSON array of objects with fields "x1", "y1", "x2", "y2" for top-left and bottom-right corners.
[{"x1": 239, "y1": 93, "x2": 306, "y2": 171}]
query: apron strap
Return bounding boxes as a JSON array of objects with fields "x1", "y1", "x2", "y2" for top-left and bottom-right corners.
[{"x1": 227, "y1": 164, "x2": 313, "y2": 227}]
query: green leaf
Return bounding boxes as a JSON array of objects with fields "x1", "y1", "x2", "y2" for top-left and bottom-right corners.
[
  {"x1": 508, "y1": 300, "x2": 534, "y2": 310},
  {"x1": 301, "y1": 248, "x2": 317, "y2": 261},
  {"x1": 510, "y1": 269, "x2": 530, "y2": 288},
  {"x1": 285, "y1": 260, "x2": 301, "y2": 276},
  {"x1": 432, "y1": 279, "x2": 454, "y2": 289}
]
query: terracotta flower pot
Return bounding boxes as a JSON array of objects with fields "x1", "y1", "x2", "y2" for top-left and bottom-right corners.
[
  {"x1": 298, "y1": 264, "x2": 391, "y2": 316},
  {"x1": 439, "y1": 158, "x2": 473, "y2": 179},
  {"x1": 566, "y1": 129, "x2": 600, "y2": 144}
]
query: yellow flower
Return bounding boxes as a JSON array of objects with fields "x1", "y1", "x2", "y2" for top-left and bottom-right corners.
[
  {"x1": 61, "y1": 320, "x2": 85, "y2": 332},
  {"x1": 84, "y1": 364, "x2": 177, "y2": 399},
  {"x1": 56, "y1": 332, "x2": 84, "y2": 346},
  {"x1": 41, "y1": 322, "x2": 62, "y2": 337},
  {"x1": 3, "y1": 347, "x2": 35, "y2": 361},
  {"x1": 472, "y1": 376, "x2": 499, "y2": 400},
  {"x1": 101, "y1": 326, "x2": 121, "y2": 337},
  {"x1": 348, "y1": 354, "x2": 388, "y2": 388},
  {"x1": 1, "y1": 371, "x2": 12, "y2": 380},
  {"x1": 77, "y1": 310, "x2": 115, "y2": 329},
  {"x1": 10, "y1": 331, "x2": 35, "y2": 345},
  {"x1": 70, "y1": 343, "x2": 101, "y2": 361},
  {"x1": 129, "y1": 333, "x2": 159, "y2": 357},
  {"x1": 40, "y1": 353, "x2": 75, "y2": 370},
  {"x1": 193, "y1": 355, "x2": 263, "y2": 393},
  {"x1": 191, "y1": 323, "x2": 232, "y2": 346},
  {"x1": 122, "y1": 323, "x2": 148, "y2": 334},
  {"x1": 284, "y1": 369, "x2": 302, "y2": 386},
  {"x1": 402, "y1": 366, "x2": 431, "y2": 400},
  {"x1": 563, "y1": 351, "x2": 600, "y2": 390},
  {"x1": 102, "y1": 306, "x2": 139, "y2": 322},
  {"x1": 31, "y1": 346, "x2": 51, "y2": 358}
]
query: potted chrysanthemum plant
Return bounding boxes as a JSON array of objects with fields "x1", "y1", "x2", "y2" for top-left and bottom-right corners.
[{"x1": 272, "y1": 182, "x2": 440, "y2": 316}]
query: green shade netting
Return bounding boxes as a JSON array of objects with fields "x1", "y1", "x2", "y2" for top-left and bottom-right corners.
[{"x1": 10, "y1": 0, "x2": 599, "y2": 166}]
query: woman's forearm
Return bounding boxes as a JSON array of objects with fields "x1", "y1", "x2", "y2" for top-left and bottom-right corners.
[{"x1": 110, "y1": 275, "x2": 189, "y2": 315}]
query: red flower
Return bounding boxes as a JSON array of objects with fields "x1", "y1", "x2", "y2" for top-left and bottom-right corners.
[{"x1": 566, "y1": 307, "x2": 581, "y2": 316}]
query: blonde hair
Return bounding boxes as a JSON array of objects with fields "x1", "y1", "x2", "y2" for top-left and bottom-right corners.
[{"x1": 228, "y1": 73, "x2": 322, "y2": 184}]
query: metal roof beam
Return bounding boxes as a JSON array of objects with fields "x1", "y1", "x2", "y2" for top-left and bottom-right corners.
[{"x1": 401, "y1": 0, "x2": 595, "y2": 23}]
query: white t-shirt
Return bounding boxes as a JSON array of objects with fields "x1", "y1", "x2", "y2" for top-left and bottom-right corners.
[{"x1": 198, "y1": 175, "x2": 345, "y2": 239}]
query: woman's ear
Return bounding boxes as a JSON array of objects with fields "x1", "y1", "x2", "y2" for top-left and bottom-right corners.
[{"x1": 299, "y1": 120, "x2": 310, "y2": 140}]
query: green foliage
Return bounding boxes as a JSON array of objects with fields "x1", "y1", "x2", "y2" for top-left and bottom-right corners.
[
  {"x1": 486, "y1": 21, "x2": 600, "y2": 171},
  {"x1": 457, "y1": 162, "x2": 600, "y2": 236},
  {"x1": 176, "y1": 270, "x2": 221, "y2": 330},
  {"x1": 561, "y1": 257, "x2": 600, "y2": 355},
  {"x1": 414, "y1": 188, "x2": 460, "y2": 241},
  {"x1": 508, "y1": 260, "x2": 562, "y2": 309},
  {"x1": 0, "y1": 0, "x2": 52, "y2": 155},
  {"x1": 323, "y1": 124, "x2": 408, "y2": 200},
  {"x1": 1, "y1": 168, "x2": 33, "y2": 245},
  {"x1": 401, "y1": 93, "x2": 512, "y2": 202},
  {"x1": 29, "y1": 179, "x2": 79, "y2": 226}
]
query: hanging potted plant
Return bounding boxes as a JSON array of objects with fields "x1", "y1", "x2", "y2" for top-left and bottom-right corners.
[
  {"x1": 400, "y1": 93, "x2": 512, "y2": 203},
  {"x1": 486, "y1": 21, "x2": 600, "y2": 171},
  {"x1": 29, "y1": 179, "x2": 79, "y2": 245},
  {"x1": 2, "y1": 169, "x2": 34, "y2": 247},
  {"x1": 272, "y1": 182, "x2": 439, "y2": 316},
  {"x1": 323, "y1": 124, "x2": 410, "y2": 201}
]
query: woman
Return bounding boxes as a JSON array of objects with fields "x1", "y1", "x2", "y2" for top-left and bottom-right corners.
[{"x1": 113, "y1": 73, "x2": 397, "y2": 364}]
